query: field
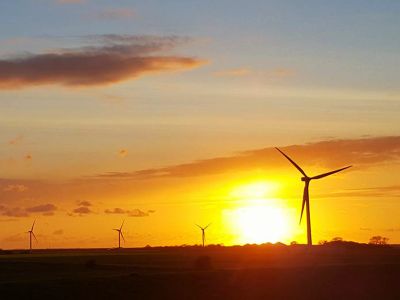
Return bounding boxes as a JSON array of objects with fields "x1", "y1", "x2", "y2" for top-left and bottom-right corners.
[{"x1": 1, "y1": 244, "x2": 400, "y2": 299}]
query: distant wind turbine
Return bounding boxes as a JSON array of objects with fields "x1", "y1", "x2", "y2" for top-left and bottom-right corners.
[
  {"x1": 276, "y1": 148, "x2": 351, "y2": 246},
  {"x1": 27, "y1": 220, "x2": 37, "y2": 251},
  {"x1": 196, "y1": 223, "x2": 211, "y2": 247},
  {"x1": 113, "y1": 220, "x2": 125, "y2": 249}
]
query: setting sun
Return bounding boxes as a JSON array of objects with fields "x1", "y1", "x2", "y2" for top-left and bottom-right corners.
[
  {"x1": 224, "y1": 182, "x2": 294, "y2": 244},
  {"x1": 232, "y1": 203, "x2": 290, "y2": 244}
]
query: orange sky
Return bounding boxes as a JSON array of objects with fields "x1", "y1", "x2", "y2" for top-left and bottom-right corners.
[
  {"x1": 1, "y1": 137, "x2": 399, "y2": 249},
  {"x1": 1, "y1": 1, "x2": 400, "y2": 249}
]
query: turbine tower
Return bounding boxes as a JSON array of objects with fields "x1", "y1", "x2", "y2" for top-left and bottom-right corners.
[
  {"x1": 196, "y1": 223, "x2": 211, "y2": 247},
  {"x1": 27, "y1": 220, "x2": 37, "y2": 251},
  {"x1": 113, "y1": 220, "x2": 125, "y2": 249},
  {"x1": 276, "y1": 148, "x2": 351, "y2": 246}
]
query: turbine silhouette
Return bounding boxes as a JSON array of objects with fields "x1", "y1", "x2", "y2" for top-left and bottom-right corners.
[
  {"x1": 196, "y1": 223, "x2": 211, "y2": 247},
  {"x1": 276, "y1": 148, "x2": 351, "y2": 246},
  {"x1": 113, "y1": 220, "x2": 125, "y2": 249},
  {"x1": 27, "y1": 220, "x2": 37, "y2": 251}
]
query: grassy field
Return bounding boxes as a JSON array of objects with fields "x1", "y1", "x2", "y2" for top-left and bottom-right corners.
[{"x1": 1, "y1": 244, "x2": 400, "y2": 299}]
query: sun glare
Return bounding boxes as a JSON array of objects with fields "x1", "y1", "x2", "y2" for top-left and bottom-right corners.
[
  {"x1": 225, "y1": 182, "x2": 293, "y2": 244},
  {"x1": 229, "y1": 182, "x2": 277, "y2": 199}
]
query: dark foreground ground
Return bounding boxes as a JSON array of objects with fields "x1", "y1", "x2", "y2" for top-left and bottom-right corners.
[{"x1": 1, "y1": 244, "x2": 400, "y2": 299}]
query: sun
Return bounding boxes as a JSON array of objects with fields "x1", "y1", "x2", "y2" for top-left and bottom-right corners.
[{"x1": 224, "y1": 182, "x2": 293, "y2": 244}]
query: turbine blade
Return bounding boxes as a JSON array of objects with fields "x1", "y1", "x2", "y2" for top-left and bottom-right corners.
[
  {"x1": 275, "y1": 148, "x2": 307, "y2": 177},
  {"x1": 299, "y1": 197, "x2": 306, "y2": 225},
  {"x1": 31, "y1": 219, "x2": 36, "y2": 231},
  {"x1": 311, "y1": 166, "x2": 352, "y2": 180},
  {"x1": 204, "y1": 223, "x2": 212, "y2": 229},
  {"x1": 120, "y1": 220, "x2": 125, "y2": 230},
  {"x1": 195, "y1": 224, "x2": 202, "y2": 229},
  {"x1": 299, "y1": 183, "x2": 308, "y2": 224},
  {"x1": 120, "y1": 231, "x2": 125, "y2": 242},
  {"x1": 32, "y1": 232, "x2": 38, "y2": 242}
]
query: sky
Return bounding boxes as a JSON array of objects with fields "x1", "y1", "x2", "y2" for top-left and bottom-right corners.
[{"x1": 0, "y1": 0, "x2": 399, "y2": 249}]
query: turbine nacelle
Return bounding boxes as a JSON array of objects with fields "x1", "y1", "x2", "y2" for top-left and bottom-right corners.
[{"x1": 301, "y1": 177, "x2": 309, "y2": 182}]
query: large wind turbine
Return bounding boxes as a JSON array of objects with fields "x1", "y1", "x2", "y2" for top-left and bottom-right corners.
[
  {"x1": 113, "y1": 220, "x2": 125, "y2": 249},
  {"x1": 27, "y1": 220, "x2": 37, "y2": 251},
  {"x1": 276, "y1": 148, "x2": 351, "y2": 246},
  {"x1": 196, "y1": 223, "x2": 211, "y2": 247}
]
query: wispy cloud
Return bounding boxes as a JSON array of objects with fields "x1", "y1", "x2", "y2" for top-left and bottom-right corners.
[
  {"x1": 88, "y1": 8, "x2": 135, "y2": 20},
  {"x1": 3, "y1": 184, "x2": 28, "y2": 192},
  {"x1": 56, "y1": 0, "x2": 85, "y2": 4},
  {"x1": 94, "y1": 136, "x2": 400, "y2": 180},
  {"x1": 0, "y1": 35, "x2": 205, "y2": 89},
  {"x1": 26, "y1": 203, "x2": 57, "y2": 213},
  {"x1": 213, "y1": 67, "x2": 295, "y2": 79},
  {"x1": 104, "y1": 207, "x2": 155, "y2": 217},
  {"x1": 214, "y1": 68, "x2": 252, "y2": 77},
  {"x1": 8, "y1": 135, "x2": 24, "y2": 146},
  {"x1": 0, "y1": 203, "x2": 57, "y2": 217}
]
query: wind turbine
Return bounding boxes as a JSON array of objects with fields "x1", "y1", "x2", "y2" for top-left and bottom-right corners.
[
  {"x1": 196, "y1": 223, "x2": 211, "y2": 247},
  {"x1": 276, "y1": 148, "x2": 351, "y2": 246},
  {"x1": 27, "y1": 220, "x2": 37, "y2": 251},
  {"x1": 113, "y1": 220, "x2": 125, "y2": 249}
]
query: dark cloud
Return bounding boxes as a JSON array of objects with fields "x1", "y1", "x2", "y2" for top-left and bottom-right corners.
[
  {"x1": 129, "y1": 209, "x2": 154, "y2": 217},
  {"x1": 72, "y1": 206, "x2": 92, "y2": 214},
  {"x1": 104, "y1": 207, "x2": 127, "y2": 214},
  {"x1": 94, "y1": 136, "x2": 400, "y2": 180},
  {"x1": 0, "y1": 35, "x2": 204, "y2": 88},
  {"x1": 104, "y1": 207, "x2": 155, "y2": 217},
  {"x1": 77, "y1": 200, "x2": 92, "y2": 207},
  {"x1": 26, "y1": 203, "x2": 57, "y2": 213},
  {"x1": 0, "y1": 203, "x2": 57, "y2": 217},
  {"x1": 1, "y1": 207, "x2": 29, "y2": 217}
]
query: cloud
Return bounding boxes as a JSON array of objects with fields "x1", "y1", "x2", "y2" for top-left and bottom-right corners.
[
  {"x1": 213, "y1": 67, "x2": 295, "y2": 79},
  {"x1": 8, "y1": 135, "x2": 24, "y2": 145},
  {"x1": 118, "y1": 149, "x2": 128, "y2": 157},
  {"x1": 214, "y1": 68, "x2": 252, "y2": 77},
  {"x1": 77, "y1": 200, "x2": 92, "y2": 207},
  {"x1": 0, "y1": 35, "x2": 205, "y2": 89},
  {"x1": 94, "y1": 136, "x2": 400, "y2": 180},
  {"x1": 104, "y1": 207, "x2": 155, "y2": 217},
  {"x1": 0, "y1": 203, "x2": 57, "y2": 217},
  {"x1": 328, "y1": 185, "x2": 400, "y2": 198},
  {"x1": 104, "y1": 207, "x2": 127, "y2": 214},
  {"x1": 26, "y1": 203, "x2": 57, "y2": 213},
  {"x1": 89, "y1": 8, "x2": 135, "y2": 20},
  {"x1": 129, "y1": 209, "x2": 154, "y2": 217},
  {"x1": 72, "y1": 206, "x2": 92, "y2": 214},
  {"x1": 1, "y1": 207, "x2": 29, "y2": 217},
  {"x1": 3, "y1": 184, "x2": 28, "y2": 192},
  {"x1": 56, "y1": 0, "x2": 85, "y2": 4}
]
